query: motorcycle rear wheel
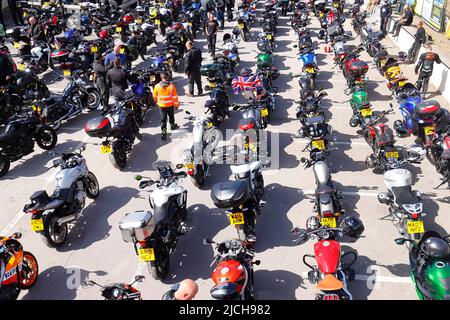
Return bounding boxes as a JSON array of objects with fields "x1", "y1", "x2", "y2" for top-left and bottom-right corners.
[
  {"x1": 148, "y1": 245, "x2": 170, "y2": 280},
  {"x1": 109, "y1": 147, "x2": 127, "y2": 169},
  {"x1": 20, "y1": 251, "x2": 39, "y2": 289},
  {"x1": 35, "y1": 127, "x2": 58, "y2": 150},
  {"x1": 86, "y1": 89, "x2": 101, "y2": 110},
  {"x1": 42, "y1": 212, "x2": 68, "y2": 248},
  {"x1": 86, "y1": 171, "x2": 100, "y2": 199},
  {"x1": 0, "y1": 154, "x2": 11, "y2": 177}
]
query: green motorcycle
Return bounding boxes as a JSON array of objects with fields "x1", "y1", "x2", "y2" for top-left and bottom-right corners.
[
  {"x1": 395, "y1": 231, "x2": 450, "y2": 300},
  {"x1": 349, "y1": 90, "x2": 369, "y2": 113},
  {"x1": 257, "y1": 52, "x2": 273, "y2": 69}
]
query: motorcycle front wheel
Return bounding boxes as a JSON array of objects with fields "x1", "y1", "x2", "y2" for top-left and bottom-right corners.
[
  {"x1": 191, "y1": 165, "x2": 206, "y2": 188},
  {"x1": 35, "y1": 127, "x2": 58, "y2": 150},
  {"x1": 148, "y1": 244, "x2": 170, "y2": 280},
  {"x1": 42, "y1": 212, "x2": 68, "y2": 248},
  {"x1": 86, "y1": 171, "x2": 100, "y2": 199},
  {"x1": 20, "y1": 251, "x2": 39, "y2": 289},
  {"x1": 0, "y1": 154, "x2": 11, "y2": 177},
  {"x1": 86, "y1": 88, "x2": 101, "y2": 110}
]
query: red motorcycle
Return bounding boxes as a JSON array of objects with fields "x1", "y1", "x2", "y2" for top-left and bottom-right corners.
[
  {"x1": 292, "y1": 216, "x2": 364, "y2": 300},
  {"x1": 343, "y1": 47, "x2": 369, "y2": 93},
  {"x1": 204, "y1": 238, "x2": 260, "y2": 300}
]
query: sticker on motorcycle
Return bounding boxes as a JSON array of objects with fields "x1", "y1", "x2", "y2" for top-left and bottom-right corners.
[
  {"x1": 101, "y1": 145, "x2": 112, "y2": 154},
  {"x1": 360, "y1": 108, "x2": 373, "y2": 117},
  {"x1": 138, "y1": 248, "x2": 155, "y2": 262},
  {"x1": 312, "y1": 139, "x2": 325, "y2": 150},
  {"x1": 31, "y1": 219, "x2": 44, "y2": 232},
  {"x1": 321, "y1": 217, "x2": 336, "y2": 228},
  {"x1": 424, "y1": 126, "x2": 434, "y2": 135},
  {"x1": 407, "y1": 220, "x2": 424, "y2": 234},
  {"x1": 229, "y1": 212, "x2": 245, "y2": 225},
  {"x1": 385, "y1": 151, "x2": 399, "y2": 158}
]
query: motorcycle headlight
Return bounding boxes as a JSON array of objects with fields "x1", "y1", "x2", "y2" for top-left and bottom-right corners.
[{"x1": 402, "y1": 203, "x2": 423, "y2": 214}]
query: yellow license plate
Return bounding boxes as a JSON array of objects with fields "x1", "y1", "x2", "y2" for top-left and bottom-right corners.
[
  {"x1": 116, "y1": 27, "x2": 122, "y2": 32},
  {"x1": 229, "y1": 212, "x2": 245, "y2": 225},
  {"x1": 63, "y1": 70, "x2": 71, "y2": 76},
  {"x1": 261, "y1": 108, "x2": 269, "y2": 117},
  {"x1": 136, "y1": 18, "x2": 143, "y2": 24},
  {"x1": 398, "y1": 81, "x2": 406, "y2": 87},
  {"x1": 238, "y1": 23, "x2": 245, "y2": 29},
  {"x1": 312, "y1": 139, "x2": 325, "y2": 150},
  {"x1": 266, "y1": 34, "x2": 273, "y2": 40},
  {"x1": 407, "y1": 220, "x2": 424, "y2": 234},
  {"x1": 18, "y1": 63, "x2": 26, "y2": 71},
  {"x1": 385, "y1": 151, "x2": 399, "y2": 158},
  {"x1": 138, "y1": 248, "x2": 155, "y2": 262},
  {"x1": 186, "y1": 163, "x2": 195, "y2": 169},
  {"x1": 424, "y1": 126, "x2": 434, "y2": 135},
  {"x1": 13, "y1": 42, "x2": 20, "y2": 49},
  {"x1": 155, "y1": 20, "x2": 161, "y2": 25},
  {"x1": 306, "y1": 67, "x2": 315, "y2": 73},
  {"x1": 333, "y1": 2, "x2": 339, "y2": 7},
  {"x1": 91, "y1": 46, "x2": 98, "y2": 53},
  {"x1": 321, "y1": 217, "x2": 337, "y2": 228},
  {"x1": 319, "y1": 12, "x2": 324, "y2": 17},
  {"x1": 101, "y1": 145, "x2": 112, "y2": 154},
  {"x1": 360, "y1": 108, "x2": 373, "y2": 117},
  {"x1": 206, "y1": 122, "x2": 214, "y2": 128},
  {"x1": 31, "y1": 219, "x2": 44, "y2": 232}
]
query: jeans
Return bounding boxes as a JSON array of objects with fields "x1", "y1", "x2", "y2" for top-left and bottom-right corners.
[
  {"x1": 217, "y1": 10, "x2": 225, "y2": 29},
  {"x1": 416, "y1": 73, "x2": 430, "y2": 95},
  {"x1": 96, "y1": 79, "x2": 110, "y2": 109},
  {"x1": 207, "y1": 34, "x2": 217, "y2": 57},
  {"x1": 392, "y1": 21, "x2": 407, "y2": 36},
  {"x1": 188, "y1": 71, "x2": 202, "y2": 95},
  {"x1": 380, "y1": 17, "x2": 389, "y2": 35},
  {"x1": 159, "y1": 106, "x2": 176, "y2": 131},
  {"x1": 407, "y1": 41, "x2": 421, "y2": 63}
]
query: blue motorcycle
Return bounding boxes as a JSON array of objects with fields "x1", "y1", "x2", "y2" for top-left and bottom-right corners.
[{"x1": 299, "y1": 48, "x2": 318, "y2": 77}]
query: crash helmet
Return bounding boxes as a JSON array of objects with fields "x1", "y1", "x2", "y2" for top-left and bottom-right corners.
[
  {"x1": 422, "y1": 237, "x2": 450, "y2": 258},
  {"x1": 149, "y1": 8, "x2": 158, "y2": 19},
  {"x1": 306, "y1": 216, "x2": 320, "y2": 231},
  {"x1": 98, "y1": 29, "x2": 109, "y2": 39},
  {"x1": 232, "y1": 27, "x2": 241, "y2": 36},
  {"x1": 240, "y1": 68, "x2": 252, "y2": 77},
  {"x1": 123, "y1": 14, "x2": 135, "y2": 24},
  {"x1": 205, "y1": 100, "x2": 217, "y2": 109},
  {"x1": 340, "y1": 216, "x2": 365, "y2": 238}
]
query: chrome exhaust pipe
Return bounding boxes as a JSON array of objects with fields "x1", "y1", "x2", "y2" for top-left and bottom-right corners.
[{"x1": 57, "y1": 214, "x2": 77, "y2": 226}]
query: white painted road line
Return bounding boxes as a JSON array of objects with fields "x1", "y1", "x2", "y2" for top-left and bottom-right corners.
[{"x1": 301, "y1": 272, "x2": 413, "y2": 284}]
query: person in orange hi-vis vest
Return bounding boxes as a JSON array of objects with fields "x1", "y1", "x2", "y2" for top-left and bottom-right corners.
[{"x1": 153, "y1": 72, "x2": 180, "y2": 140}]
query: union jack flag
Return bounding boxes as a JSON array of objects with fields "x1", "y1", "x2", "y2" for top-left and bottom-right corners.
[{"x1": 231, "y1": 74, "x2": 262, "y2": 95}]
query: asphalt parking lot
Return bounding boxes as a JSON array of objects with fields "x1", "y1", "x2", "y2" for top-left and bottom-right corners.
[{"x1": 1, "y1": 6, "x2": 450, "y2": 300}]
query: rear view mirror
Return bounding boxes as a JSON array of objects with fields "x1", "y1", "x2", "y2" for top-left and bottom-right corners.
[
  {"x1": 134, "y1": 275, "x2": 145, "y2": 282},
  {"x1": 134, "y1": 175, "x2": 142, "y2": 181},
  {"x1": 291, "y1": 227, "x2": 302, "y2": 235},
  {"x1": 82, "y1": 280, "x2": 95, "y2": 288},
  {"x1": 300, "y1": 157, "x2": 307, "y2": 163},
  {"x1": 185, "y1": 110, "x2": 191, "y2": 115},
  {"x1": 176, "y1": 163, "x2": 184, "y2": 169},
  {"x1": 11, "y1": 232, "x2": 22, "y2": 240},
  {"x1": 394, "y1": 238, "x2": 406, "y2": 245}
]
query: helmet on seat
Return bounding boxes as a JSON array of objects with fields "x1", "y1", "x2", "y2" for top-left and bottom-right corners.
[
  {"x1": 340, "y1": 216, "x2": 364, "y2": 238},
  {"x1": 422, "y1": 237, "x2": 450, "y2": 258}
]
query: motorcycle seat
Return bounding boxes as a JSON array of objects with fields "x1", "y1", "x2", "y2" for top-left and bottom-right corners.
[
  {"x1": 0, "y1": 126, "x2": 16, "y2": 142},
  {"x1": 319, "y1": 192, "x2": 332, "y2": 205},
  {"x1": 316, "y1": 274, "x2": 344, "y2": 291},
  {"x1": 316, "y1": 185, "x2": 333, "y2": 196},
  {"x1": 210, "y1": 283, "x2": 240, "y2": 300},
  {"x1": 390, "y1": 186, "x2": 419, "y2": 206}
]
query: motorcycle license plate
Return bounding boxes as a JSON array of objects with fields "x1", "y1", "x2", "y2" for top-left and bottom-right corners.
[
  {"x1": 229, "y1": 212, "x2": 245, "y2": 225},
  {"x1": 155, "y1": 20, "x2": 161, "y2": 25},
  {"x1": 63, "y1": 70, "x2": 71, "y2": 76},
  {"x1": 13, "y1": 42, "x2": 20, "y2": 49},
  {"x1": 101, "y1": 145, "x2": 112, "y2": 154},
  {"x1": 385, "y1": 151, "x2": 399, "y2": 159},
  {"x1": 31, "y1": 219, "x2": 44, "y2": 232},
  {"x1": 424, "y1": 126, "x2": 434, "y2": 135},
  {"x1": 91, "y1": 46, "x2": 98, "y2": 53},
  {"x1": 360, "y1": 108, "x2": 373, "y2": 117},
  {"x1": 398, "y1": 81, "x2": 406, "y2": 87},
  {"x1": 18, "y1": 63, "x2": 26, "y2": 71},
  {"x1": 116, "y1": 27, "x2": 123, "y2": 32},
  {"x1": 261, "y1": 108, "x2": 269, "y2": 117},
  {"x1": 312, "y1": 139, "x2": 325, "y2": 150},
  {"x1": 333, "y1": 2, "x2": 340, "y2": 7},
  {"x1": 138, "y1": 248, "x2": 155, "y2": 262},
  {"x1": 238, "y1": 23, "x2": 245, "y2": 29},
  {"x1": 23, "y1": 11, "x2": 28, "y2": 17},
  {"x1": 209, "y1": 82, "x2": 216, "y2": 88},
  {"x1": 266, "y1": 34, "x2": 273, "y2": 40},
  {"x1": 321, "y1": 217, "x2": 336, "y2": 228},
  {"x1": 120, "y1": 48, "x2": 125, "y2": 54},
  {"x1": 306, "y1": 67, "x2": 315, "y2": 73},
  {"x1": 407, "y1": 220, "x2": 424, "y2": 234},
  {"x1": 186, "y1": 162, "x2": 195, "y2": 169},
  {"x1": 319, "y1": 12, "x2": 324, "y2": 17},
  {"x1": 136, "y1": 18, "x2": 143, "y2": 24}
]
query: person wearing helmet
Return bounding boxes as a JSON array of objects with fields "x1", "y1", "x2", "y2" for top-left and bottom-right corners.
[
  {"x1": 153, "y1": 72, "x2": 180, "y2": 140},
  {"x1": 184, "y1": 41, "x2": 203, "y2": 96},
  {"x1": 92, "y1": 53, "x2": 110, "y2": 113},
  {"x1": 162, "y1": 279, "x2": 198, "y2": 300},
  {"x1": 204, "y1": 13, "x2": 219, "y2": 58}
]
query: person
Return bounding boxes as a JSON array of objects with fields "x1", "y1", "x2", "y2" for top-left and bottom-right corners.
[
  {"x1": 0, "y1": 47, "x2": 15, "y2": 85},
  {"x1": 104, "y1": 45, "x2": 127, "y2": 68},
  {"x1": 8, "y1": 0, "x2": 25, "y2": 26},
  {"x1": 415, "y1": 44, "x2": 441, "y2": 97},
  {"x1": 162, "y1": 279, "x2": 198, "y2": 300},
  {"x1": 27, "y1": 16, "x2": 46, "y2": 42},
  {"x1": 184, "y1": 41, "x2": 203, "y2": 97},
  {"x1": 226, "y1": 0, "x2": 235, "y2": 22},
  {"x1": 390, "y1": 4, "x2": 413, "y2": 37},
  {"x1": 379, "y1": 0, "x2": 392, "y2": 36},
  {"x1": 92, "y1": 53, "x2": 110, "y2": 112},
  {"x1": 204, "y1": 13, "x2": 219, "y2": 58},
  {"x1": 153, "y1": 72, "x2": 179, "y2": 140},
  {"x1": 406, "y1": 20, "x2": 427, "y2": 64},
  {"x1": 106, "y1": 57, "x2": 129, "y2": 108},
  {"x1": 215, "y1": 0, "x2": 226, "y2": 30}
]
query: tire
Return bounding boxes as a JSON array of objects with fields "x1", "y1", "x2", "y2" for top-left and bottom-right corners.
[
  {"x1": 242, "y1": 30, "x2": 248, "y2": 42},
  {"x1": 426, "y1": 148, "x2": 438, "y2": 166},
  {"x1": 20, "y1": 251, "x2": 39, "y2": 289},
  {"x1": 37, "y1": 82, "x2": 50, "y2": 99},
  {"x1": 35, "y1": 126, "x2": 58, "y2": 150},
  {"x1": 85, "y1": 171, "x2": 100, "y2": 199},
  {"x1": 86, "y1": 88, "x2": 101, "y2": 110},
  {"x1": 148, "y1": 244, "x2": 170, "y2": 280},
  {"x1": 0, "y1": 154, "x2": 11, "y2": 177},
  {"x1": 191, "y1": 167, "x2": 205, "y2": 188},
  {"x1": 109, "y1": 141, "x2": 127, "y2": 169},
  {"x1": 42, "y1": 212, "x2": 68, "y2": 248},
  {"x1": 50, "y1": 121, "x2": 61, "y2": 131}
]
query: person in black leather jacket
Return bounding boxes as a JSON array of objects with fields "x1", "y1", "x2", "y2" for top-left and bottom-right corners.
[
  {"x1": 184, "y1": 41, "x2": 203, "y2": 96},
  {"x1": 106, "y1": 57, "x2": 129, "y2": 108},
  {"x1": 407, "y1": 20, "x2": 427, "y2": 64},
  {"x1": 415, "y1": 45, "x2": 441, "y2": 96}
]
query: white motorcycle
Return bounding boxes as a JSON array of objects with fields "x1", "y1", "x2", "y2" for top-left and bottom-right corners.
[{"x1": 23, "y1": 145, "x2": 100, "y2": 248}]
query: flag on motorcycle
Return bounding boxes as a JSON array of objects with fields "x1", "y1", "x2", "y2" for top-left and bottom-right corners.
[{"x1": 231, "y1": 74, "x2": 263, "y2": 95}]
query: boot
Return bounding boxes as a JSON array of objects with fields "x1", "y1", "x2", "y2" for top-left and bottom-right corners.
[
  {"x1": 161, "y1": 128, "x2": 167, "y2": 140},
  {"x1": 170, "y1": 123, "x2": 179, "y2": 131}
]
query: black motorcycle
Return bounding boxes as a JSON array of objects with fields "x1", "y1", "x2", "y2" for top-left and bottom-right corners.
[
  {"x1": 0, "y1": 112, "x2": 58, "y2": 177},
  {"x1": 83, "y1": 275, "x2": 145, "y2": 300}
]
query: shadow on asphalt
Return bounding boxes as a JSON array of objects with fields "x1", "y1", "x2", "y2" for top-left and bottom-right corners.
[{"x1": 254, "y1": 269, "x2": 306, "y2": 300}]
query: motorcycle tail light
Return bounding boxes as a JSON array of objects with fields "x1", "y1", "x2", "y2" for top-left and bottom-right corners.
[
  {"x1": 30, "y1": 209, "x2": 39, "y2": 214},
  {"x1": 323, "y1": 211, "x2": 333, "y2": 218},
  {"x1": 411, "y1": 213, "x2": 419, "y2": 219},
  {"x1": 323, "y1": 294, "x2": 340, "y2": 300},
  {"x1": 187, "y1": 169, "x2": 194, "y2": 175},
  {"x1": 138, "y1": 240, "x2": 147, "y2": 248},
  {"x1": 387, "y1": 83, "x2": 391, "y2": 89}
]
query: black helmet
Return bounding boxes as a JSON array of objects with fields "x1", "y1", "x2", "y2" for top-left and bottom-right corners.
[
  {"x1": 340, "y1": 216, "x2": 364, "y2": 238},
  {"x1": 422, "y1": 237, "x2": 450, "y2": 258}
]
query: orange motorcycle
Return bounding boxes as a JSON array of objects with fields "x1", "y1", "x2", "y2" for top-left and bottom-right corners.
[{"x1": 0, "y1": 232, "x2": 39, "y2": 300}]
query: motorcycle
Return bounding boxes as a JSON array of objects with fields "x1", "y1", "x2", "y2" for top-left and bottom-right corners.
[
  {"x1": 234, "y1": 17, "x2": 251, "y2": 42},
  {"x1": 378, "y1": 169, "x2": 425, "y2": 242},
  {"x1": 85, "y1": 101, "x2": 142, "y2": 169},
  {"x1": 83, "y1": 275, "x2": 144, "y2": 300},
  {"x1": 204, "y1": 238, "x2": 260, "y2": 300},
  {"x1": 395, "y1": 231, "x2": 450, "y2": 300},
  {"x1": 428, "y1": 130, "x2": 450, "y2": 189},
  {"x1": 292, "y1": 215, "x2": 365, "y2": 300},
  {"x1": 23, "y1": 145, "x2": 100, "y2": 247},
  {"x1": 0, "y1": 112, "x2": 58, "y2": 177},
  {"x1": 0, "y1": 232, "x2": 39, "y2": 300},
  {"x1": 120, "y1": 161, "x2": 188, "y2": 280},
  {"x1": 343, "y1": 47, "x2": 369, "y2": 92}
]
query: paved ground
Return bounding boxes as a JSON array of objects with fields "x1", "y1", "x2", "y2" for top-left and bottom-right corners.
[{"x1": 1, "y1": 4, "x2": 450, "y2": 300}]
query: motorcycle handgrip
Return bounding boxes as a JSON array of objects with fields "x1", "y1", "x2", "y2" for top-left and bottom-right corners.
[{"x1": 176, "y1": 171, "x2": 188, "y2": 178}]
